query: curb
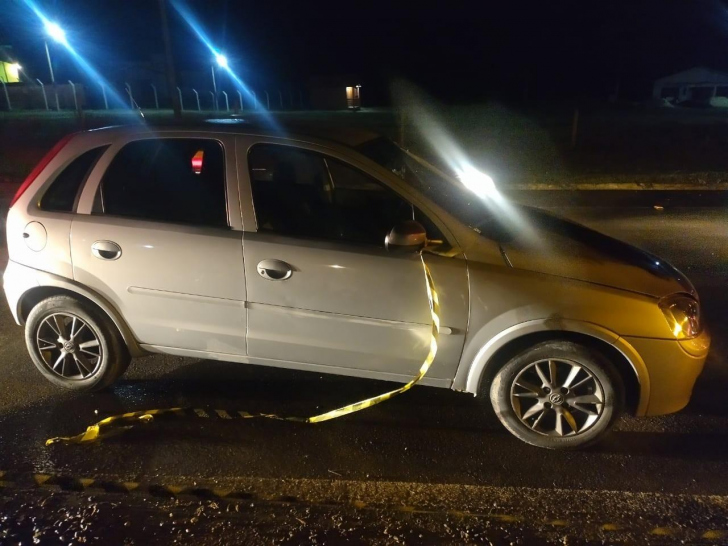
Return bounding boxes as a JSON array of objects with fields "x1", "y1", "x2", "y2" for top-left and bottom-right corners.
[
  {"x1": 1, "y1": 471, "x2": 726, "y2": 542},
  {"x1": 508, "y1": 183, "x2": 728, "y2": 191}
]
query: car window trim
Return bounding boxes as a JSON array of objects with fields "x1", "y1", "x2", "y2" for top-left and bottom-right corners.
[{"x1": 86, "y1": 211, "x2": 234, "y2": 231}]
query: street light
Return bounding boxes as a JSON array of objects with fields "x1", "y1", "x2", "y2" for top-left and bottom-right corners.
[
  {"x1": 215, "y1": 54, "x2": 228, "y2": 69},
  {"x1": 45, "y1": 22, "x2": 67, "y2": 44},
  {"x1": 44, "y1": 21, "x2": 65, "y2": 111}
]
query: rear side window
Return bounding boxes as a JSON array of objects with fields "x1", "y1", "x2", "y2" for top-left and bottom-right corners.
[
  {"x1": 40, "y1": 146, "x2": 108, "y2": 212},
  {"x1": 98, "y1": 139, "x2": 227, "y2": 228}
]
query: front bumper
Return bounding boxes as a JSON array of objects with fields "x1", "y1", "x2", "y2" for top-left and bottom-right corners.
[{"x1": 624, "y1": 328, "x2": 710, "y2": 416}]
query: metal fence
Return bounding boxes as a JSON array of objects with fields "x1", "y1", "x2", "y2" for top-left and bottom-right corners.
[{"x1": 0, "y1": 79, "x2": 307, "y2": 113}]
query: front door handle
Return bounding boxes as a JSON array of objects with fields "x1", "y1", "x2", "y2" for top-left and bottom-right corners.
[
  {"x1": 257, "y1": 259, "x2": 293, "y2": 281},
  {"x1": 91, "y1": 240, "x2": 122, "y2": 261}
]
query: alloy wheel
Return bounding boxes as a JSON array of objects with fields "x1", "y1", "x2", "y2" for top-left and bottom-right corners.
[
  {"x1": 36, "y1": 313, "x2": 103, "y2": 380},
  {"x1": 510, "y1": 358, "x2": 605, "y2": 436}
]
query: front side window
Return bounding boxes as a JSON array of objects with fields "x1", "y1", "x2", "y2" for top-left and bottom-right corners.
[
  {"x1": 40, "y1": 146, "x2": 108, "y2": 212},
  {"x1": 98, "y1": 139, "x2": 227, "y2": 228},
  {"x1": 248, "y1": 144, "x2": 416, "y2": 246}
]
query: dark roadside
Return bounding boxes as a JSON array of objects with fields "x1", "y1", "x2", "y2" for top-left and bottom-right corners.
[{"x1": 3, "y1": 476, "x2": 725, "y2": 545}]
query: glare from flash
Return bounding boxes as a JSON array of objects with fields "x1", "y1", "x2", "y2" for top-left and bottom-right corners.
[
  {"x1": 456, "y1": 166, "x2": 497, "y2": 199},
  {"x1": 215, "y1": 54, "x2": 228, "y2": 68},
  {"x1": 393, "y1": 80, "x2": 541, "y2": 244}
]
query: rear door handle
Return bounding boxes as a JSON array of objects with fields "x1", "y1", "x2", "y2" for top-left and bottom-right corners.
[
  {"x1": 91, "y1": 240, "x2": 122, "y2": 261},
  {"x1": 257, "y1": 259, "x2": 293, "y2": 281}
]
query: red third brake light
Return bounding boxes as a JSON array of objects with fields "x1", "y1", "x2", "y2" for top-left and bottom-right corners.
[
  {"x1": 191, "y1": 149, "x2": 204, "y2": 175},
  {"x1": 9, "y1": 133, "x2": 76, "y2": 208}
]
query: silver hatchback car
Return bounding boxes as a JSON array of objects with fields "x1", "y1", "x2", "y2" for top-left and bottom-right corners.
[{"x1": 3, "y1": 125, "x2": 709, "y2": 449}]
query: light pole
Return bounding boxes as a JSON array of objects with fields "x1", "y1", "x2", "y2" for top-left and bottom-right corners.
[
  {"x1": 211, "y1": 54, "x2": 227, "y2": 111},
  {"x1": 158, "y1": 0, "x2": 181, "y2": 117},
  {"x1": 210, "y1": 65, "x2": 217, "y2": 110},
  {"x1": 44, "y1": 21, "x2": 65, "y2": 111}
]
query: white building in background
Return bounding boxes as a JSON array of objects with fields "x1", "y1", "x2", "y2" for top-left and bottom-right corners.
[{"x1": 653, "y1": 66, "x2": 728, "y2": 104}]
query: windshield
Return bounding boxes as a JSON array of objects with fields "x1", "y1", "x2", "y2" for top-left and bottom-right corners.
[{"x1": 355, "y1": 137, "x2": 493, "y2": 228}]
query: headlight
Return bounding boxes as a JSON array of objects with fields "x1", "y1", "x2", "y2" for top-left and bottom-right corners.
[{"x1": 658, "y1": 294, "x2": 701, "y2": 339}]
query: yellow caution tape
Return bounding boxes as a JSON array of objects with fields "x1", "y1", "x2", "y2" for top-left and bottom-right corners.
[{"x1": 46, "y1": 254, "x2": 440, "y2": 446}]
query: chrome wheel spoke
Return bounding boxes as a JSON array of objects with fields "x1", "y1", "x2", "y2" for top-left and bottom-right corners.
[
  {"x1": 522, "y1": 402, "x2": 545, "y2": 420},
  {"x1": 563, "y1": 364, "x2": 582, "y2": 388},
  {"x1": 79, "y1": 339, "x2": 99, "y2": 350},
  {"x1": 548, "y1": 360, "x2": 558, "y2": 387},
  {"x1": 531, "y1": 409, "x2": 546, "y2": 429},
  {"x1": 513, "y1": 391, "x2": 539, "y2": 398},
  {"x1": 46, "y1": 318, "x2": 62, "y2": 337},
  {"x1": 570, "y1": 394, "x2": 601, "y2": 405},
  {"x1": 38, "y1": 338, "x2": 57, "y2": 351},
  {"x1": 561, "y1": 408, "x2": 579, "y2": 433},
  {"x1": 570, "y1": 403, "x2": 599, "y2": 417},
  {"x1": 73, "y1": 353, "x2": 93, "y2": 377},
  {"x1": 53, "y1": 315, "x2": 68, "y2": 339},
  {"x1": 555, "y1": 412, "x2": 564, "y2": 436},
  {"x1": 514, "y1": 379, "x2": 541, "y2": 394},
  {"x1": 534, "y1": 363, "x2": 551, "y2": 388},
  {"x1": 71, "y1": 322, "x2": 87, "y2": 341},
  {"x1": 570, "y1": 375, "x2": 593, "y2": 390},
  {"x1": 52, "y1": 352, "x2": 66, "y2": 371}
]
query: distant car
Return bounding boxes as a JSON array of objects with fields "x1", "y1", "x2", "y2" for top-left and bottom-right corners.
[{"x1": 3, "y1": 126, "x2": 709, "y2": 449}]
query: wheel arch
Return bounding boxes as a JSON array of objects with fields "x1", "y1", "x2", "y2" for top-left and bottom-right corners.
[
  {"x1": 17, "y1": 283, "x2": 146, "y2": 358},
  {"x1": 456, "y1": 320, "x2": 650, "y2": 416}
]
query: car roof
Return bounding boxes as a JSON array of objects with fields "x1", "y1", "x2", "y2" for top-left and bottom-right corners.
[{"x1": 84, "y1": 122, "x2": 384, "y2": 153}]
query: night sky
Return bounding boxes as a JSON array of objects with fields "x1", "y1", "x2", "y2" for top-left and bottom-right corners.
[{"x1": 2, "y1": 0, "x2": 728, "y2": 103}]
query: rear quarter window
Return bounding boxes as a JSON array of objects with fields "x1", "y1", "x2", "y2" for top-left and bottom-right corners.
[{"x1": 39, "y1": 146, "x2": 109, "y2": 212}]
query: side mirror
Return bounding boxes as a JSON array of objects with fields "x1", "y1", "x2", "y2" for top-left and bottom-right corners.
[{"x1": 385, "y1": 220, "x2": 427, "y2": 252}]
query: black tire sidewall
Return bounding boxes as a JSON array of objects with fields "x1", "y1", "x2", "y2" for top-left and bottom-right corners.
[
  {"x1": 25, "y1": 296, "x2": 127, "y2": 391},
  {"x1": 490, "y1": 341, "x2": 624, "y2": 449}
]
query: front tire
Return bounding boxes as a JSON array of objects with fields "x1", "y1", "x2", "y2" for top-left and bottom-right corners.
[
  {"x1": 490, "y1": 341, "x2": 624, "y2": 449},
  {"x1": 25, "y1": 295, "x2": 130, "y2": 392}
]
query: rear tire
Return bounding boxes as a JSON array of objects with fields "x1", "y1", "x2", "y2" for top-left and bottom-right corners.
[
  {"x1": 490, "y1": 341, "x2": 624, "y2": 449},
  {"x1": 25, "y1": 295, "x2": 130, "y2": 392}
]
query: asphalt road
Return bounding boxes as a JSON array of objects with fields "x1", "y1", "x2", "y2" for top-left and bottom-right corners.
[{"x1": 0, "y1": 188, "x2": 727, "y2": 544}]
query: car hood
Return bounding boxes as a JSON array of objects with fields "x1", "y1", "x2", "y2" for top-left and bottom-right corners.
[{"x1": 481, "y1": 206, "x2": 695, "y2": 299}]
